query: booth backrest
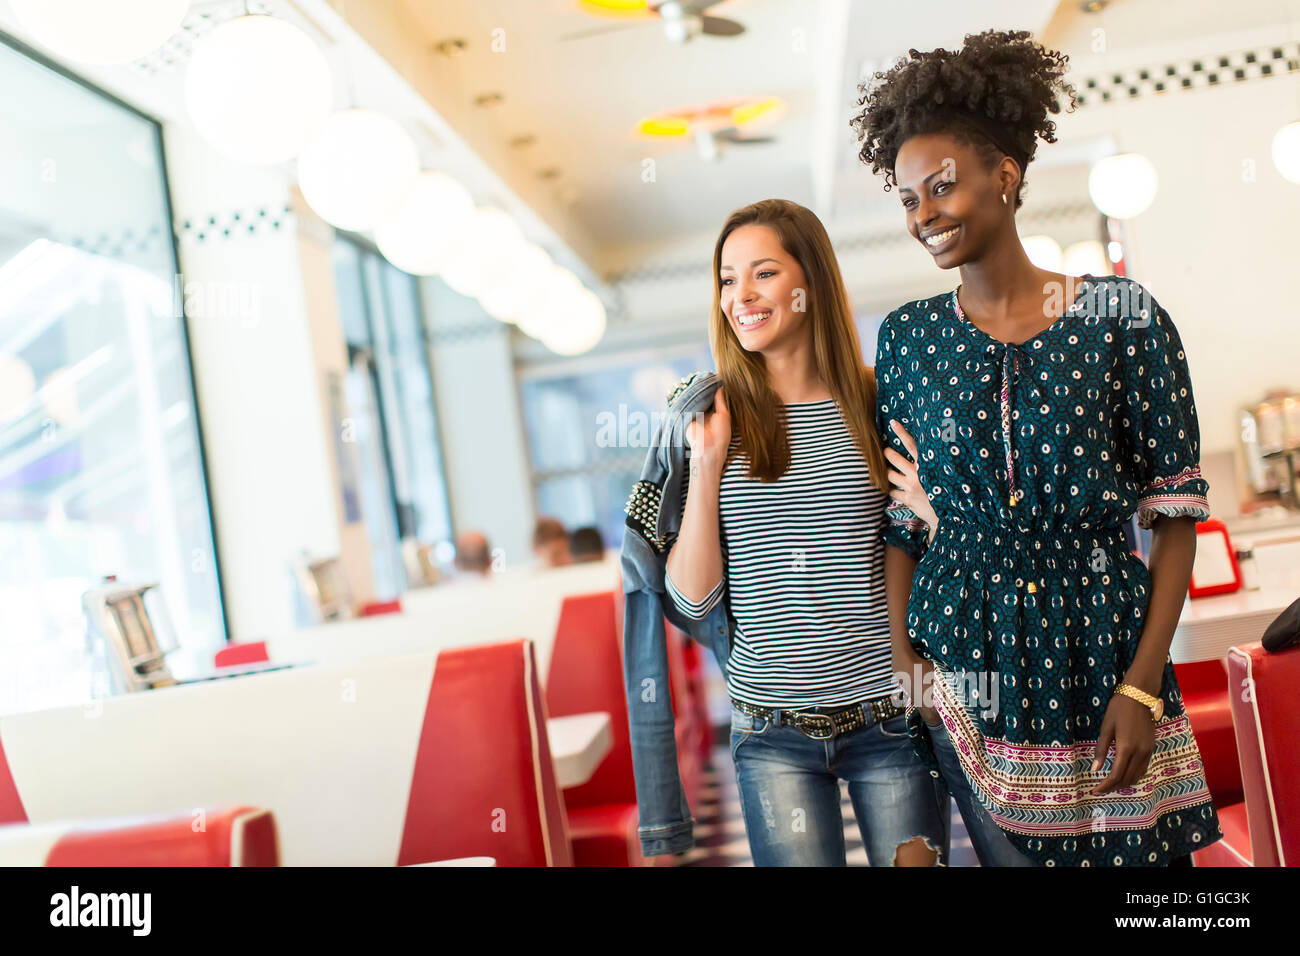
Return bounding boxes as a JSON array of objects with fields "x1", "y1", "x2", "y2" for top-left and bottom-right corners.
[
  {"x1": 0, "y1": 640, "x2": 571, "y2": 866},
  {"x1": 219, "y1": 558, "x2": 621, "y2": 680},
  {"x1": 398, "y1": 639, "x2": 571, "y2": 866},
  {"x1": 1226, "y1": 641, "x2": 1300, "y2": 867},
  {"x1": 545, "y1": 590, "x2": 632, "y2": 807},
  {"x1": 0, "y1": 806, "x2": 278, "y2": 866}
]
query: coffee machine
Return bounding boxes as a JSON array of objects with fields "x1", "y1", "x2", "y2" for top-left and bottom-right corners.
[
  {"x1": 81, "y1": 579, "x2": 179, "y2": 695},
  {"x1": 1239, "y1": 391, "x2": 1300, "y2": 508},
  {"x1": 294, "y1": 555, "x2": 354, "y2": 623}
]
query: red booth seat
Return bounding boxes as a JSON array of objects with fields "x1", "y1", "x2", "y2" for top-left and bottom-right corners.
[
  {"x1": 547, "y1": 590, "x2": 709, "y2": 866},
  {"x1": 213, "y1": 640, "x2": 270, "y2": 668},
  {"x1": 0, "y1": 640, "x2": 570, "y2": 866},
  {"x1": 359, "y1": 599, "x2": 403, "y2": 617},
  {"x1": 1194, "y1": 641, "x2": 1300, "y2": 867},
  {"x1": 0, "y1": 806, "x2": 278, "y2": 866},
  {"x1": 1174, "y1": 659, "x2": 1242, "y2": 807}
]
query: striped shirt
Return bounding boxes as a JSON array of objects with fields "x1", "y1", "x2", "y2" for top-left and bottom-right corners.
[{"x1": 665, "y1": 399, "x2": 894, "y2": 708}]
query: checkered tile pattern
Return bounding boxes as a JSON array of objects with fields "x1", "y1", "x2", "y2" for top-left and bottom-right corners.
[
  {"x1": 1075, "y1": 42, "x2": 1300, "y2": 105},
  {"x1": 673, "y1": 728, "x2": 979, "y2": 867}
]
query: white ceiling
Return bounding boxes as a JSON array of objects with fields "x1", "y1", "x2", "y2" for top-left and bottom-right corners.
[{"x1": 380, "y1": 0, "x2": 1063, "y2": 266}]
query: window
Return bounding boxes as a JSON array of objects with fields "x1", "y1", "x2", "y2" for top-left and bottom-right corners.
[
  {"x1": 519, "y1": 350, "x2": 711, "y2": 552},
  {"x1": 0, "y1": 35, "x2": 224, "y2": 714},
  {"x1": 331, "y1": 237, "x2": 453, "y2": 597}
]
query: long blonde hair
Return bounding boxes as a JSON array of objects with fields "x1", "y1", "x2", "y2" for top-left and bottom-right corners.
[{"x1": 709, "y1": 199, "x2": 888, "y2": 492}]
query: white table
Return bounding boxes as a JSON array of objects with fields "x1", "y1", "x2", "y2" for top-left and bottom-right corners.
[
  {"x1": 1170, "y1": 587, "x2": 1296, "y2": 663},
  {"x1": 408, "y1": 856, "x2": 497, "y2": 866},
  {"x1": 546, "y1": 712, "x2": 612, "y2": 789}
]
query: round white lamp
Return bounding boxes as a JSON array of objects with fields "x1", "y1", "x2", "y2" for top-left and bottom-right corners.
[
  {"x1": 479, "y1": 244, "x2": 553, "y2": 323},
  {"x1": 543, "y1": 287, "x2": 607, "y2": 355},
  {"x1": 297, "y1": 110, "x2": 419, "y2": 231},
  {"x1": 1020, "y1": 234, "x2": 1063, "y2": 271},
  {"x1": 1271, "y1": 121, "x2": 1300, "y2": 184},
  {"x1": 439, "y1": 207, "x2": 526, "y2": 298},
  {"x1": 11, "y1": 0, "x2": 189, "y2": 65},
  {"x1": 1062, "y1": 239, "x2": 1111, "y2": 277},
  {"x1": 518, "y1": 266, "x2": 584, "y2": 340},
  {"x1": 374, "y1": 171, "x2": 474, "y2": 275},
  {"x1": 185, "y1": 14, "x2": 333, "y2": 165},
  {"x1": 1088, "y1": 153, "x2": 1158, "y2": 219}
]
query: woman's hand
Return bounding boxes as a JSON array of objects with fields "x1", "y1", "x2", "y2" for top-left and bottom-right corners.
[
  {"x1": 892, "y1": 647, "x2": 939, "y2": 725},
  {"x1": 1090, "y1": 694, "x2": 1156, "y2": 795},
  {"x1": 685, "y1": 386, "x2": 731, "y2": 479},
  {"x1": 885, "y1": 419, "x2": 938, "y2": 536}
]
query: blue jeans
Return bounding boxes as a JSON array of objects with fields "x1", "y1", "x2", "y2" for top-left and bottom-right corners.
[
  {"x1": 923, "y1": 712, "x2": 1036, "y2": 867},
  {"x1": 730, "y1": 704, "x2": 951, "y2": 866}
]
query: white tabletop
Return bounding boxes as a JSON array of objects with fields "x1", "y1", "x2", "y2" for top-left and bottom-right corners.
[
  {"x1": 546, "y1": 712, "x2": 613, "y2": 789},
  {"x1": 1170, "y1": 587, "x2": 1297, "y2": 663},
  {"x1": 408, "y1": 856, "x2": 497, "y2": 866}
]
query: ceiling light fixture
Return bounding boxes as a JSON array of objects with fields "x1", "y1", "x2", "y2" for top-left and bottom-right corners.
[
  {"x1": 10, "y1": 0, "x2": 189, "y2": 65},
  {"x1": 185, "y1": 13, "x2": 333, "y2": 165},
  {"x1": 297, "y1": 110, "x2": 420, "y2": 231}
]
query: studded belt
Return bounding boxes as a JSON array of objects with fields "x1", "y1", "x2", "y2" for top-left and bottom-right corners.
[{"x1": 731, "y1": 694, "x2": 904, "y2": 741}]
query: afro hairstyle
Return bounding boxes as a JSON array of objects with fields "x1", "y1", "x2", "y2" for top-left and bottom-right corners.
[{"x1": 849, "y1": 29, "x2": 1077, "y2": 209}]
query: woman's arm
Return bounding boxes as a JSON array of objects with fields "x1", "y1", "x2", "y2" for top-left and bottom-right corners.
[
  {"x1": 665, "y1": 389, "x2": 730, "y2": 607},
  {"x1": 1126, "y1": 515, "x2": 1196, "y2": 692},
  {"x1": 885, "y1": 545, "x2": 938, "y2": 722},
  {"x1": 1092, "y1": 515, "x2": 1196, "y2": 794}
]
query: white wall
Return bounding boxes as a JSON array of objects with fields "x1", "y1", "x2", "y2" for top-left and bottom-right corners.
[
  {"x1": 419, "y1": 279, "x2": 536, "y2": 567},
  {"x1": 1052, "y1": 29, "x2": 1300, "y2": 458},
  {"x1": 163, "y1": 124, "x2": 363, "y2": 641}
]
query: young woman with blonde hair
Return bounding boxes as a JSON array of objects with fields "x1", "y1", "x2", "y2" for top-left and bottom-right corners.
[{"x1": 664, "y1": 198, "x2": 950, "y2": 866}]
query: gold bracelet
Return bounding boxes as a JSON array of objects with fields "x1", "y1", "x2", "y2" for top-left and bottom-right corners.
[{"x1": 1115, "y1": 683, "x2": 1164, "y2": 721}]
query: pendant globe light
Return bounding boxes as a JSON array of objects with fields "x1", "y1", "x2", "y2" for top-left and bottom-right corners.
[
  {"x1": 185, "y1": 14, "x2": 333, "y2": 165},
  {"x1": 1272, "y1": 121, "x2": 1300, "y2": 184},
  {"x1": 542, "y1": 286, "x2": 607, "y2": 356},
  {"x1": 479, "y1": 244, "x2": 553, "y2": 323},
  {"x1": 10, "y1": 0, "x2": 189, "y2": 65},
  {"x1": 1020, "y1": 235, "x2": 1063, "y2": 271},
  {"x1": 439, "y1": 207, "x2": 526, "y2": 299},
  {"x1": 297, "y1": 109, "x2": 419, "y2": 231},
  {"x1": 1063, "y1": 240, "x2": 1110, "y2": 277},
  {"x1": 517, "y1": 266, "x2": 584, "y2": 340},
  {"x1": 1088, "y1": 153, "x2": 1158, "y2": 219},
  {"x1": 374, "y1": 171, "x2": 474, "y2": 276}
]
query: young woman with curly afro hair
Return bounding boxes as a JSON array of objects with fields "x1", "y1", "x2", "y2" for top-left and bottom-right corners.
[{"x1": 850, "y1": 29, "x2": 1222, "y2": 867}]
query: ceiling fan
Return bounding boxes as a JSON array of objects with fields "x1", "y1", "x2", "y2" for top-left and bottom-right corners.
[
  {"x1": 693, "y1": 127, "x2": 776, "y2": 162},
  {"x1": 564, "y1": 1, "x2": 746, "y2": 45}
]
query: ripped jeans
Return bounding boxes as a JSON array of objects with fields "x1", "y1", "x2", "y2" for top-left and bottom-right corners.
[
  {"x1": 923, "y1": 713, "x2": 1037, "y2": 867},
  {"x1": 730, "y1": 704, "x2": 951, "y2": 866}
]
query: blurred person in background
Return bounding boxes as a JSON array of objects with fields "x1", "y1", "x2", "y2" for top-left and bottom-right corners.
[
  {"x1": 453, "y1": 530, "x2": 494, "y2": 577},
  {"x1": 533, "y1": 516, "x2": 574, "y2": 568},
  {"x1": 569, "y1": 526, "x2": 605, "y2": 563}
]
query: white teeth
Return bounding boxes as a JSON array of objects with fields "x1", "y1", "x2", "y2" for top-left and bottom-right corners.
[
  {"x1": 738, "y1": 311, "x2": 771, "y2": 326},
  {"x1": 925, "y1": 227, "x2": 958, "y2": 246}
]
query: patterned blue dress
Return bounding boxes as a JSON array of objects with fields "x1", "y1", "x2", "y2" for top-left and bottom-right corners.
[{"x1": 874, "y1": 274, "x2": 1223, "y2": 866}]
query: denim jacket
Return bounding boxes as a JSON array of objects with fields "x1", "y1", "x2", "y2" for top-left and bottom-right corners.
[{"x1": 619, "y1": 369, "x2": 733, "y2": 858}]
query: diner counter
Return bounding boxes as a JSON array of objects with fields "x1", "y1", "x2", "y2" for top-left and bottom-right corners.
[{"x1": 1170, "y1": 586, "x2": 1296, "y2": 664}]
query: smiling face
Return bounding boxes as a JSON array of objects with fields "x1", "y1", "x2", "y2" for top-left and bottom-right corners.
[
  {"x1": 717, "y1": 223, "x2": 810, "y2": 354},
  {"x1": 894, "y1": 132, "x2": 1018, "y2": 269}
]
